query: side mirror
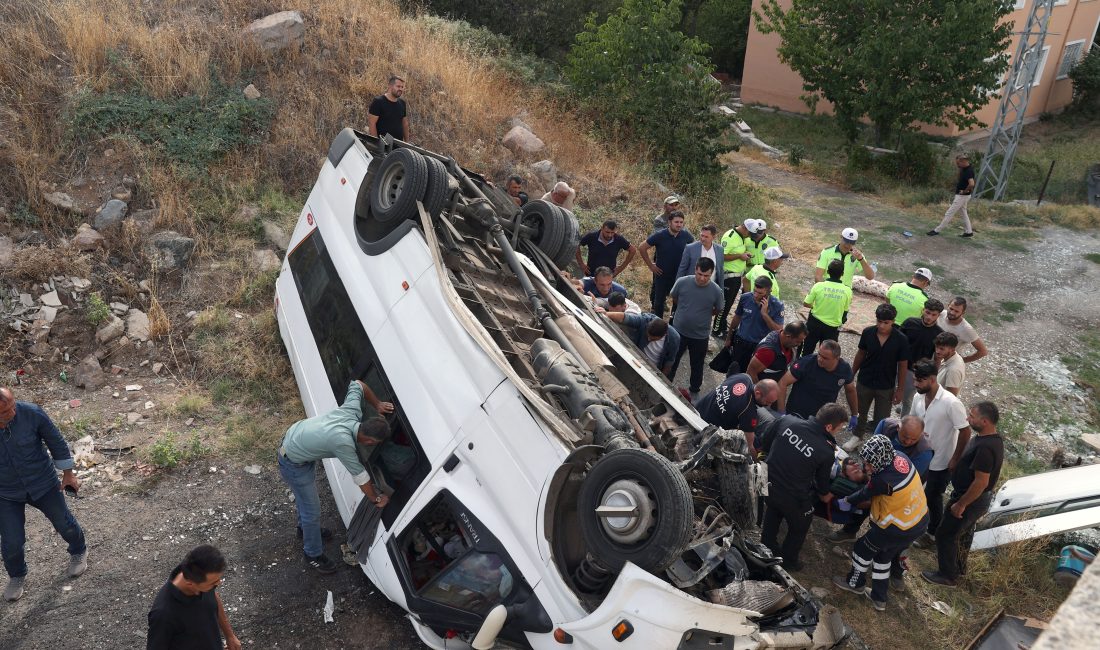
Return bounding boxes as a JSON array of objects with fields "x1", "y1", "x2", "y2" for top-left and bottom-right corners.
[{"x1": 471, "y1": 604, "x2": 508, "y2": 650}]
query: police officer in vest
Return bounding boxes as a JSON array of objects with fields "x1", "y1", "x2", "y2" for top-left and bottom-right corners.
[
  {"x1": 886, "y1": 268, "x2": 933, "y2": 325},
  {"x1": 746, "y1": 322, "x2": 807, "y2": 383},
  {"x1": 757, "y1": 403, "x2": 848, "y2": 570},
  {"x1": 832, "y1": 434, "x2": 929, "y2": 611}
]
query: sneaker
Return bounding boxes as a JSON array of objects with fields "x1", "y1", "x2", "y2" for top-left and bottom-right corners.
[
  {"x1": 865, "y1": 590, "x2": 887, "y2": 611},
  {"x1": 826, "y1": 528, "x2": 858, "y2": 544},
  {"x1": 920, "y1": 570, "x2": 957, "y2": 588},
  {"x1": 831, "y1": 574, "x2": 868, "y2": 596},
  {"x1": 297, "y1": 526, "x2": 334, "y2": 541},
  {"x1": 890, "y1": 576, "x2": 907, "y2": 592},
  {"x1": 926, "y1": 230, "x2": 939, "y2": 236},
  {"x1": 67, "y1": 552, "x2": 88, "y2": 578},
  {"x1": 960, "y1": 232, "x2": 974, "y2": 238},
  {"x1": 4, "y1": 576, "x2": 25, "y2": 602},
  {"x1": 304, "y1": 553, "x2": 339, "y2": 574}
]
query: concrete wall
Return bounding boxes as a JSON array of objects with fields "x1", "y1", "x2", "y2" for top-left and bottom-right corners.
[{"x1": 740, "y1": 0, "x2": 1100, "y2": 136}]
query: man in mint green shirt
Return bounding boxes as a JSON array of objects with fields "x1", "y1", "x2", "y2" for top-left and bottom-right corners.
[
  {"x1": 800, "y1": 259, "x2": 853, "y2": 356},
  {"x1": 887, "y1": 268, "x2": 932, "y2": 324},
  {"x1": 278, "y1": 380, "x2": 393, "y2": 573}
]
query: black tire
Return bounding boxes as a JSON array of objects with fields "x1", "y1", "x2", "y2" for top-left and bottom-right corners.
[
  {"x1": 578, "y1": 448, "x2": 694, "y2": 574},
  {"x1": 718, "y1": 431, "x2": 756, "y2": 530},
  {"x1": 520, "y1": 200, "x2": 568, "y2": 262},
  {"x1": 422, "y1": 156, "x2": 451, "y2": 219},
  {"x1": 370, "y1": 148, "x2": 428, "y2": 223},
  {"x1": 552, "y1": 207, "x2": 581, "y2": 270}
]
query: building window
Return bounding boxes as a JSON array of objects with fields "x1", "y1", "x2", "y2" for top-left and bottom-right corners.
[
  {"x1": 1014, "y1": 45, "x2": 1051, "y2": 90},
  {"x1": 1057, "y1": 40, "x2": 1087, "y2": 79}
]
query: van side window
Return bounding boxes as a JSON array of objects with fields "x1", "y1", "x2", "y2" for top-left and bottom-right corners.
[
  {"x1": 287, "y1": 229, "x2": 369, "y2": 399},
  {"x1": 287, "y1": 228, "x2": 430, "y2": 526}
]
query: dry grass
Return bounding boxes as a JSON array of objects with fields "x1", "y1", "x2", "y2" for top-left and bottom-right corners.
[{"x1": 4, "y1": 244, "x2": 92, "y2": 281}]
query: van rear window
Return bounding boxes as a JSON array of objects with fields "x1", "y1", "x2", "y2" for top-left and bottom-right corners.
[{"x1": 287, "y1": 228, "x2": 370, "y2": 400}]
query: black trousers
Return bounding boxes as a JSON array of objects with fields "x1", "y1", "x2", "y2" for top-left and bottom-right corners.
[
  {"x1": 713, "y1": 275, "x2": 742, "y2": 334},
  {"x1": 651, "y1": 274, "x2": 677, "y2": 318},
  {"x1": 761, "y1": 487, "x2": 815, "y2": 568},
  {"x1": 843, "y1": 521, "x2": 925, "y2": 603},
  {"x1": 729, "y1": 334, "x2": 759, "y2": 377},
  {"x1": 924, "y1": 468, "x2": 951, "y2": 536},
  {"x1": 936, "y1": 491, "x2": 993, "y2": 579},
  {"x1": 799, "y1": 313, "x2": 840, "y2": 358},
  {"x1": 671, "y1": 336, "x2": 709, "y2": 393}
]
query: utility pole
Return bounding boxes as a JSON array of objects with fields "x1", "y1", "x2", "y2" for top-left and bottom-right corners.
[{"x1": 974, "y1": 0, "x2": 1057, "y2": 201}]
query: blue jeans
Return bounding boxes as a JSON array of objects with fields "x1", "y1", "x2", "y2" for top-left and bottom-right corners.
[
  {"x1": 0, "y1": 488, "x2": 87, "y2": 578},
  {"x1": 278, "y1": 453, "x2": 324, "y2": 557}
]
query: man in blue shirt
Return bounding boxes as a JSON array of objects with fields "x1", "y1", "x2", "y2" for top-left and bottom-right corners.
[
  {"x1": 723, "y1": 275, "x2": 784, "y2": 377},
  {"x1": 0, "y1": 388, "x2": 88, "y2": 602},
  {"x1": 639, "y1": 210, "x2": 694, "y2": 318},
  {"x1": 575, "y1": 220, "x2": 636, "y2": 277},
  {"x1": 581, "y1": 266, "x2": 629, "y2": 304}
]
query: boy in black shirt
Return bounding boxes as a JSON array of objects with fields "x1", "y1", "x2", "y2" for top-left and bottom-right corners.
[
  {"x1": 929, "y1": 154, "x2": 975, "y2": 237},
  {"x1": 148, "y1": 545, "x2": 240, "y2": 650},
  {"x1": 898, "y1": 298, "x2": 944, "y2": 413},
  {"x1": 922, "y1": 401, "x2": 1004, "y2": 587},
  {"x1": 368, "y1": 75, "x2": 409, "y2": 141},
  {"x1": 849, "y1": 303, "x2": 909, "y2": 448}
]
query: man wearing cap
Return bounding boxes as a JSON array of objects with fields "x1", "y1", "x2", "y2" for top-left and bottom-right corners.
[
  {"x1": 715, "y1": 219, "x2": 757, "y2": 338},
  {"x1": 815, "y1": 228, "x2": 875, "y2": 287},
  {"x1": 747, "y1": 219, "x2": 779, "y2": 267},
  {"x1": 800, "y1": 259, "x2": 852, "y2": 357},
  {"x1": 652, "y1": 195, "x2": 682, "y2": 232},
  {"x1": 724, "y1": 275, "x2": 785, "y2": 377},
  {"x1": 676, "y1": 224, "x2": 725, "y2": 287},
  {"x1": 928, "y1": 155, "x2": 975, "y2": 238},
  {"x1": 640, "y1": 211, "x2": 694, "y2": 318},
  {"x1": 887, "y1": 268, "x2": 933, "y2": 324},
  {"x1": 743, "y1": 246, "x2": 789, "y2": 299},
  {"x1": 576, "y1": 220, "x2": 636, "y2": 278},
  {"x1": 938, "y1": 297, "x2": 989, "y2": 364},
  {"x1": 278, "y1": 380, "x2": 394, "y2": 574},
  {"x1": 832, "y1": 434, "x2": 928, "y2": 611}
]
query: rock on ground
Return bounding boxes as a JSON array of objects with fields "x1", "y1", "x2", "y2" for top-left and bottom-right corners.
[
  {"x1": 71, "y1": 223, "x2": 105, "y2": 251},
  {"x1": 43, "y1": 191, "x2": 84, "y2": 215},
  {"x1": 145, "y1": 231, "x2": 195, "y2": 269},
  {"x1": 502, "y1": 125, "x2": 545, "y2": 157},
  {"x1": 243, "y1": 84, "x2": 262, "y2": 100},
  {"x1": 262, "y1": 221, "x2": 289, "y2": 250},
  {"x1": 252, "y1": 249, "x2": 281, "y2": 273},
  {"x1": 126, "y1": 309, "x2": 151, "y2": 342},
  {"x1": 94, "y1": 199, "x2": 129, "y2": 230},
  {"x1": 0, "y1": 235, "x2": 13, "y2": 267},
  {"x1": 530, "y1": 159, "x2": 557, "y2": 189},
  {"x1": 242, "y1": 11, "x2": 305, "y2": 52},
  {"x1": 96, "y1": 315, "x2": 125, "y2": 345},
  {"x1": 71, "y1": 354, "x2": 106, "y2": 390},
  {"x1": 128, "y1": 208, "x2": 158, "y2": 234}
]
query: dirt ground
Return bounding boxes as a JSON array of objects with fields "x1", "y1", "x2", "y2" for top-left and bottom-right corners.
[{"x1": 4, "y1": 151, "x2": 1099, "y2": 649}]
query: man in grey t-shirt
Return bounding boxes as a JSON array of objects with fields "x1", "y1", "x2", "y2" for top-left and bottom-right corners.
[{"x1": 669, "y1": 257, "x2": 724, "y2": 397}]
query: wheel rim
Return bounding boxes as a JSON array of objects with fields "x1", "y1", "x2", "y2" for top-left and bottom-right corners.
[
  {"x1": 594, "y1": 479, "x2": 656, "y2": 545},
  {"x1": 377, "y1": 161, "x2": 407, "y2": 210}
]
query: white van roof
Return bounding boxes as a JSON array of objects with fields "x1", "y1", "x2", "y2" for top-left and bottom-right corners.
[{"x1": 987, "y1": 462, "x2": 1100, "y2": 514}]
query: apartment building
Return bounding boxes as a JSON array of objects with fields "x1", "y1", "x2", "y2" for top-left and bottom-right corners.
[{"x1": 740, "y1": 0, "x2": 1100, "y2": 136}]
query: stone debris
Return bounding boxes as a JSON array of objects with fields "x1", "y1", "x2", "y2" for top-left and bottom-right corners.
[
  {"x1": 96, "y1": 315, "x2": 125, "y2": 345},
  {"x1": 252, "y1": 249, "x2": 281, "y2": 273},
  {"x1": 242, "y1": 11, "x2": 305, "y2": 53},
  {"x1": 144, "y1": 400, "x2": 154, "y2": 410},
  {"x1": 72, "y1": 436, "x2": 100, "y2": 468},
  {"x1": 152, "y1": 362, "x2": 164, "y2": 374},
  {"x1": 126, "y1": 309, "x2": 151, "y2": 341},
  {"x1": 19, "y1": 294, "x2": 34, "y2": 307},
  {"x1": 185, "y1": 418, "x2": 195, "y2": 426},
  {"x1": 0, "y1": 236, "x2": 12, "y2": 268},
  {"x1": 243, "y1": 84, "x2": 262, "y2": 100},
  {"x1": 38, "y1": 305, "x2": 58, "y2": 323},
  {"x1": 145, "y1": 231, "x2": 195, "y2": 269},
  {"x1": 71, "y1": 355, "x2": 106, "y2": 390},
  {"x1": 110, "y1": 302, "x2": 129, "y2": 315},
  {"x1": 69, "y1": 399, "x2": 82, "y2": 409},
  {"x1": 530, "y1": 159, "x2": 557, "y2": 189},
  {"x1": 126, "y1": 412, "x2": 142, "y2": 425},
  {"x1": 244, "y1": 465, "x2": 262, "y2": 475},
  {"x1": 111, "y1": 185, "x2": 133, "y2": 201},
  {"x1": 39, "y1": 290, "x2": 63, "y2": 307},
  {"x1": 71, "y1": 224, "x2": 105, "y2": 251},
  {"x1": 94, "y1": 199, "x2": 129, "y2": 230},
  {"x1": 125, "y1": 384, "x2": 143, "y2": 391},
  {"x1": 501, "y1": 125, "x2": 545, "y2": 157},
  {"x1": 262, "y1": 221, "x2": 290, "y2": 250},
  {"x1": 43, "y1": 191, "x2": 83, "y2": 215}
]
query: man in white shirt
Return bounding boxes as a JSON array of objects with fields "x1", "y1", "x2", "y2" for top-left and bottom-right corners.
[
  {"x1": 937, "y1": 297, "x2": 988, "y2": 363},
  {"x1": 909, "y1": 359, "x2": 971, "y2": 543},
  {"x1": 935, "y1": 332, "x2": 966, "y2": 396}
]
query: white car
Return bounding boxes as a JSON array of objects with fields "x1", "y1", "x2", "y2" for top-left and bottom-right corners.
[{"x1": 273, "y1": 128, "x2": 846, "y2": 649}]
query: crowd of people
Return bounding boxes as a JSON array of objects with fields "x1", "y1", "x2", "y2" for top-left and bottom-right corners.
[{"x1": 569, "y1": 189, "x2": 999, "y2": 612}]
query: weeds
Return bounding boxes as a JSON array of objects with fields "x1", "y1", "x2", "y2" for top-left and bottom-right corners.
[
  {"x1": 147, "y1": 432, "x2": 209, "y2": 469},
  {"x1": 173, "y1": 393, "x2": 211, "y2": 417},
  {"x1": 1084, "y1": 253, "x2": 1100, "y2": 265},
  {"x1": 84, "y1": 293, "x2": 111, "y2": 326}
]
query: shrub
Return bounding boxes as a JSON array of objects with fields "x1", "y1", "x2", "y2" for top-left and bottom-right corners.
[
  {"x1": 690, "y1": 0, "x2": 752, "y2": 75},
  {"x1": 787, "y1": 144, "x2": 806, "y2": 167},
  {"x1": 845, "y1": 145, "x2": 874, "y2": 172},
  {"x1": 876, "y1": 134, "x2": 938, "y2": 184},
  {"x1": 1069, "y1": 45, "x2": 1100, "y2": 110},
  {"x1": 85, "y1": 293, "x2": 111, "y2": 326}
]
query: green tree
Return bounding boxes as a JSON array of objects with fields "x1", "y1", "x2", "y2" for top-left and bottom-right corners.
[
  {"x1": 683, "y1": 0, "x2": 752, "y2": 75},
  {"x1": 1069, "y1": 45, "x2": 1100, "y2": 110},
  {"x1": 567, "y1": 0, "x2": 731, "y2": 191},
  {"x1": 755, "y1": 0, "x2": 1013, "y2": 145}
]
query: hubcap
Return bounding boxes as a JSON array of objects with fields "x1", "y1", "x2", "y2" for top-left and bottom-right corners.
[
  {"x1": 594, "y1": 479, "x2": 655, "y2": 544},
  {"x1": 378, "y1": 163, "x2": 406, "y2": 209}
]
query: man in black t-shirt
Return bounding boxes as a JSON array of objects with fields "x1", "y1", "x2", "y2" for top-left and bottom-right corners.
[
  {"x1": 147, "y1": 545, "x2": 240, "y2": 650},
  {"x1": 849, "y1": 303, "x2": 910, "y2": 447},
  {"x1": 777, "y1": 340, "x2": 858, "y2": 421},
  {"x1": 922, "y1": 401, "x2": 1004, "y2": 587},
  {"x1": 898, "y1": 298, "x2": 944, "y2": 414},
  {"x1": 694, "y1": 374, "x2": 779, "y2": 452},
  {"x1": 576, "y1": 220, "x2": 636, "y2": 277},
  {"x1": 368, "y1": 75, "x2": 409, "y2": 141},
  {"x1": 929, "y1": 154, "x2": 975, "y2": 237}
]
